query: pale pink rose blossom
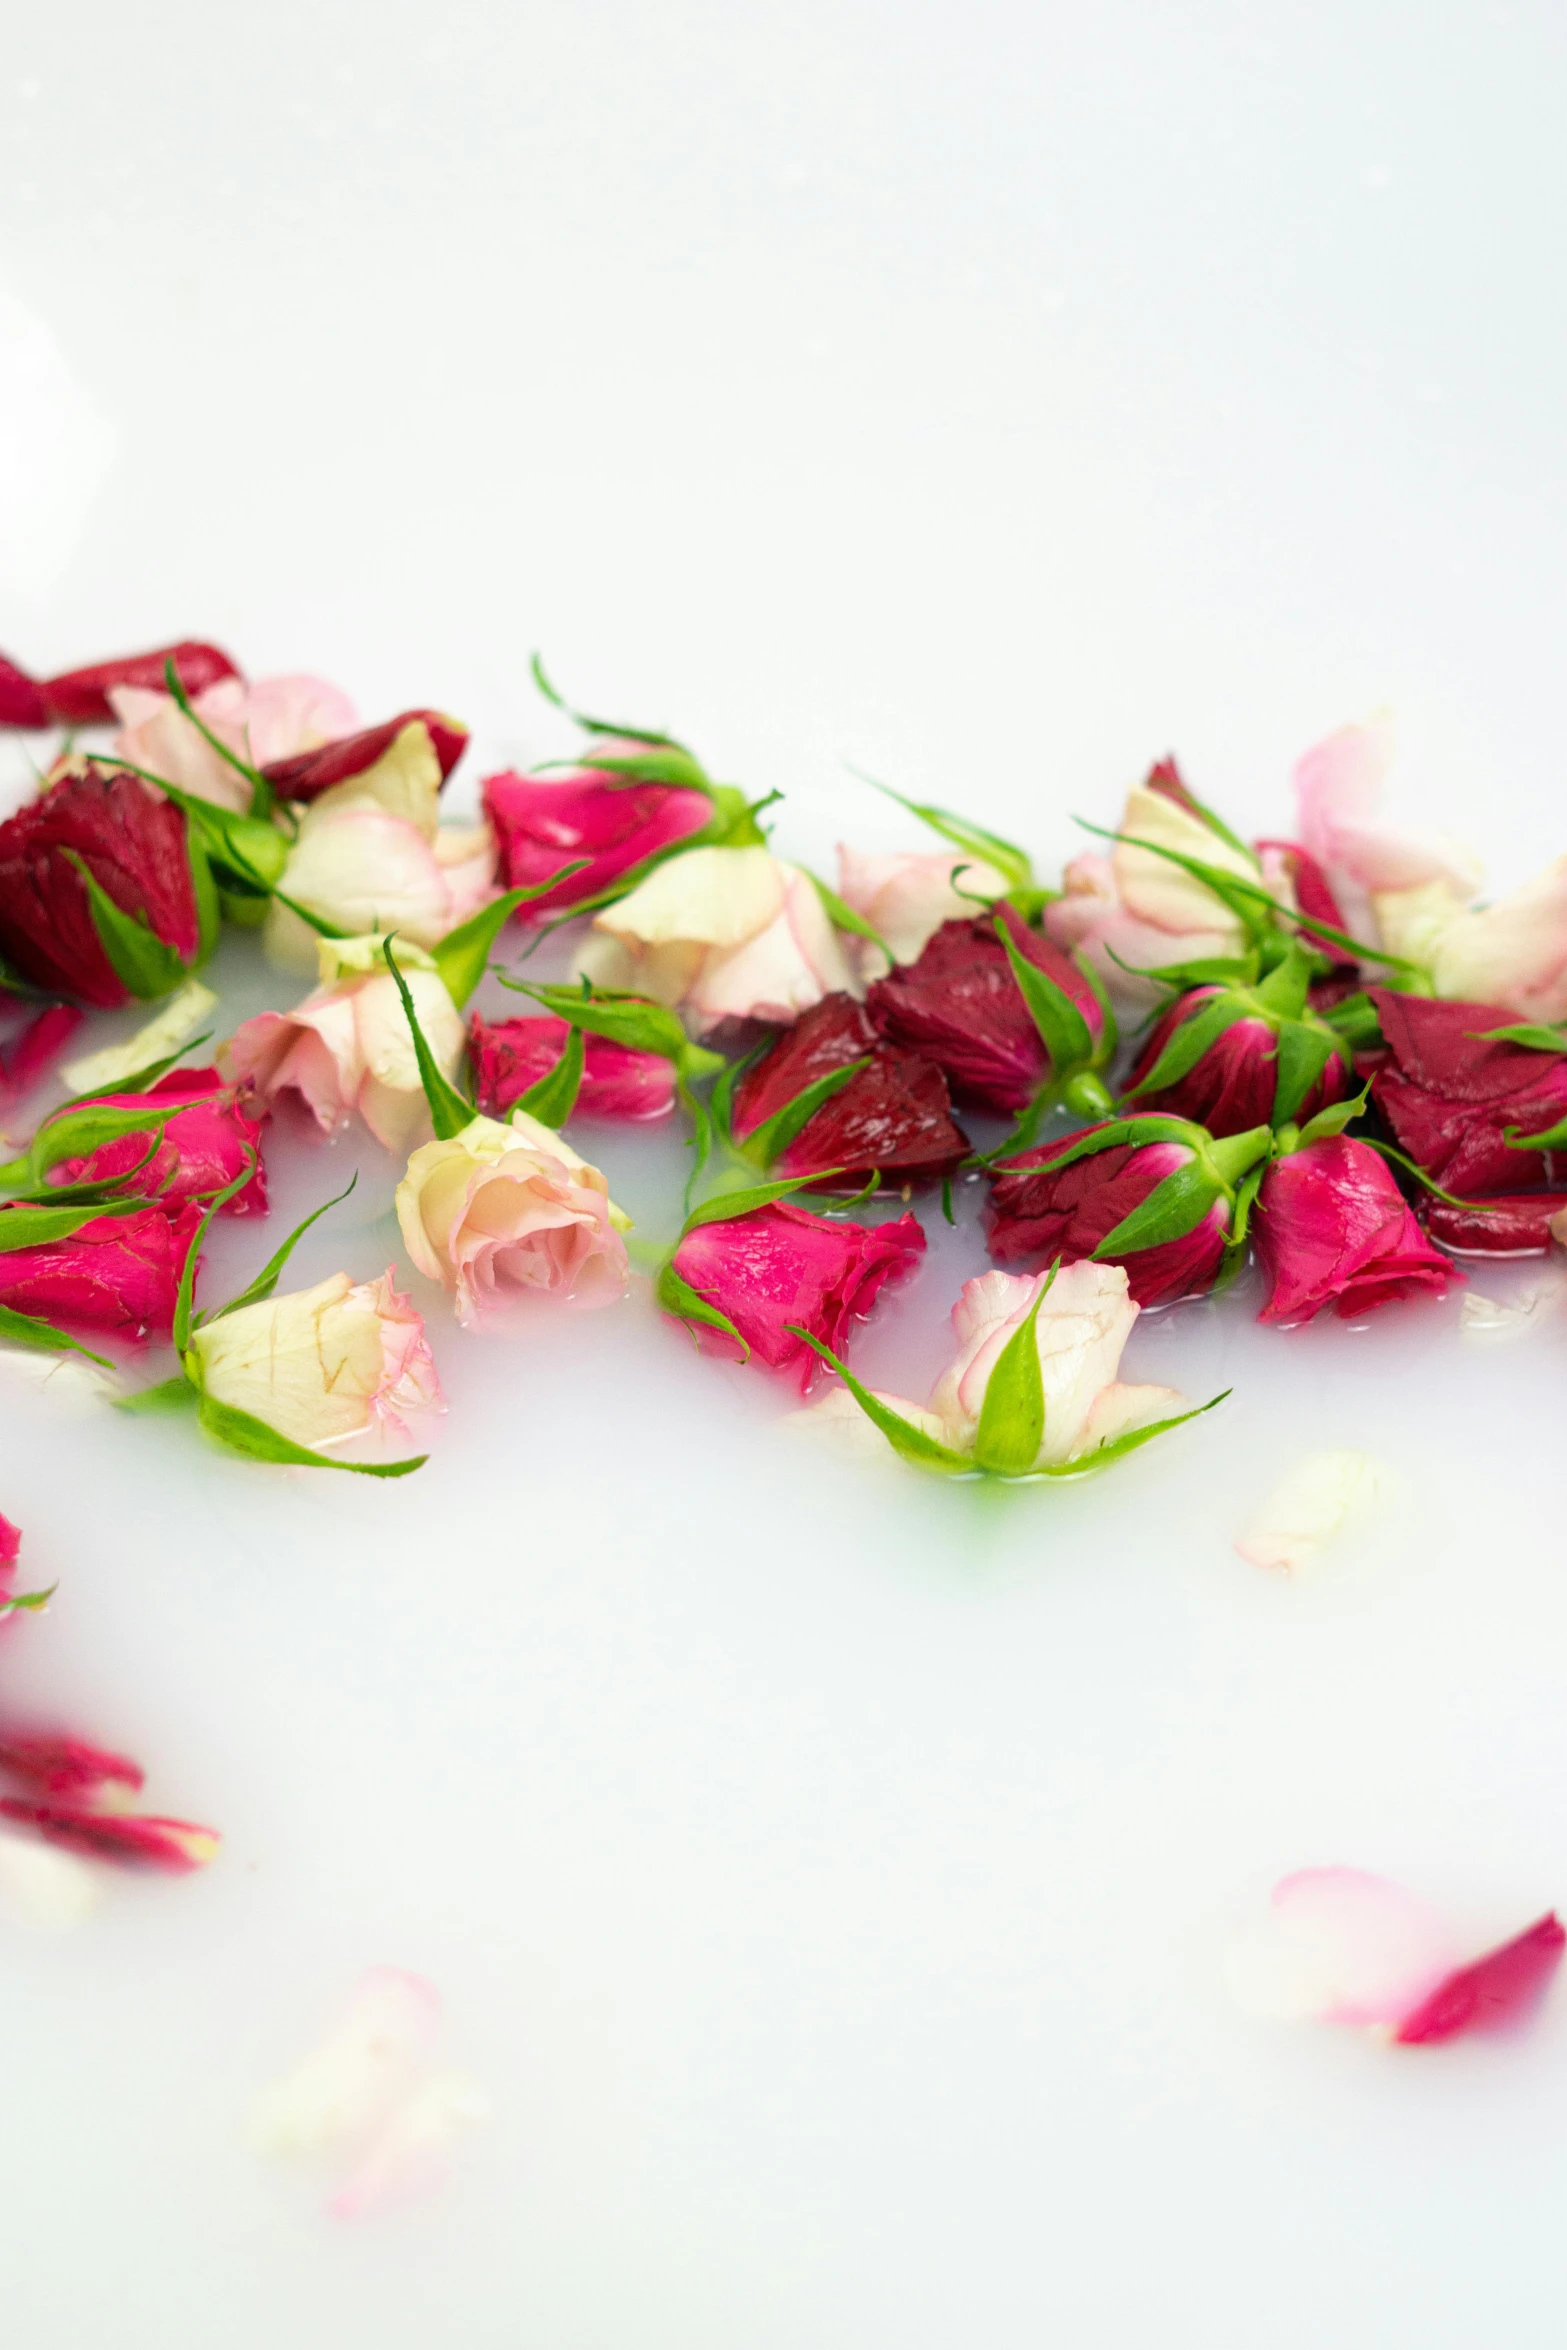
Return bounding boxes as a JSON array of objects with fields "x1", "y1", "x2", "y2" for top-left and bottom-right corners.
[
  {"x1": 396, "y1": 1111, "x2": 632, "y2": 1324},
  {"x1": 110, "y1": 674, "x2": 357, "y2": 814},
  {"x1": 835, "y1": 844, "x2": 1008, "y2": 973},
  {"x1": 189, "y1": 1271, "x2": 442, "y2": 1449}
]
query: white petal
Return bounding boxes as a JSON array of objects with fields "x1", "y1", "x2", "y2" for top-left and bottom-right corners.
[
  {"x1": 60, "y1": 980, "x2": 218, "y2": 1095},
  {"x1": 1234, "y1": 1451, "x2": 1384, "y2": 1573},
  {"x1": 250, "y1": 1966, "x2": 440, "y2": 2155},
  {"x1": 1461, "y1": 1278, "x2": 1567, "y2": 1342}
]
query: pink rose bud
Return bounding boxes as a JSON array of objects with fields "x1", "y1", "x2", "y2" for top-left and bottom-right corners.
[
  {"x1": 0, "y1": 1797, "x2": 219, "y2": 1871},
  {"x1": 0, "y1": 1734, "x2": 144, "y2": 1803},
  {"x1": 0, "y1": 652, "x2": 51, "y2": 730},
  {"x1": 52, "y1": 1067, "x2": 268, "y2": 1218},
  {"x1": 0, "y1": 768, "x2": 209, "y2": 1007},
  {"x1": 468, "y1": 1013, "x2": 676, "y2": 1123},
  {"x1": 666, "y1": 1201, "x2": 925, "y2": 1389},
  {"x1": 0, "y1": 1199, "x2": 201, "y2": 1341},
  {"x1": 867, "y1": 913, "x2": 1105, "y2": 1115},
  {"x1": 729, "y1": 992, "x2": 969, "y2": 1185},
  {"x1": 28, "y1": 641, "x2": 242, "y2": 729},
  {"x1": 1420, "y1": 1191, "x2": 1567, "y2": 1254},
  {"x1": 1122, "y1": 948, "x2": 1350, "y2": 1137},
  {"x1": 1366, "y1": 986, "x2": 1567, "y2": 1195},
  {"x1": 260, "y1": 710, "x2": 469, "y2": 803},
  {"x1": 1394, "y1": 1912, "x2": 1566, "y2": 2044},
  {"x1": 987, "y1": 1118, "x2": 1270, "y2": 1307},
  {"x1": 1254, "y1": 1133, "x2": 1458, "y2": 1324},
  {"x1": 483, "y1": 766, "x2": 713, "y2": 922}
]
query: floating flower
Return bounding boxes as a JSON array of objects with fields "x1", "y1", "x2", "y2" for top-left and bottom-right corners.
[
  {"x1": 328, "y1": 2069, "x2": 490, "y2": 2220},
  {"x1": 0, "y1": 639, "x2": 241, "y2": 730},
  {"x1": 729, "y1": 992, "x2": 969, "y2": 1185},
  {"x1": 1234, "y1": 1451, "x2": 1385, "y2": 1571},
  {"x1": 46, "y1": 1066, "x2": 268, "y2": 1218},
  {"x1": 1254, "y1": 1133, "x2": 1458, "y2": 1324},
  {"x1": 396, "y1": 1111, "x2": 631, "y2": 1323},
  {"x1": 1366, "y1": 986, "x2": 1567, "y2": 1196},
  {"x1": 108, "y1": 674, "x2": 357, "y2": 815},
  {"x1": 469, "y1": 1013, "x2": 676, "y2": 1123},
  {"x1": 0, "y1": 1199, "x2": 201, "y2": 1341},
  {"x1": 187, "y1": 1269, "x2": 442, "y2": 1451},
  {"x1": 866, "y1": 911, "x2": 1108, "y2": 1117}
]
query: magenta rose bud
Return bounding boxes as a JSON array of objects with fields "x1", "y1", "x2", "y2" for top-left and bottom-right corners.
[
  {"x1": 0, "y1": 769, "x2": 206, "y2": 1007},
  {"x1": 1419, "y1": 1191, "x2": 1567, "y2": 1254},
  {"x1": 667, "y1": 1203, "x2": 925, "y2": 1388},
  {"x1": 987, "y1": 1123, "x2": 1252, "y2": 1307},
  {"x1": 0, "y1": 652, "x2": 51, "y2": 730},
  {"x1": 730, "y1": 993, "x2": 969, "y2": 1185},
  {"x1": 53, "y1": 1067, "x2": 269, "y2": 1217},
  {"x1": 482, "y1": 766, "x2": 713, "y2": 922},
  {"x1": 1124, "y1": 985, "x2": 1350, "y2": 1138},
  {"x1": 468, "y1": 1013, "x2": 677, "y2": 1123},
  {"x1": 1367, "y1": 986, "x2": 1567, "y2": 1195},
  {"x1": 39, "y1": 640, "x2": 241, "y2": 728},
  {"x1": 866, "y1": 913, "x2": 1103, "y2": 1114},
  {"x1": 0, "y1": 1199, "x2": 201, "y2": 1341},
  {"x1": 260, "y1": 709, "x2": 469, "y2": 802},
  {"x1": 1254, "y1": 1134, "x2": 1458, "y2": 1324}
]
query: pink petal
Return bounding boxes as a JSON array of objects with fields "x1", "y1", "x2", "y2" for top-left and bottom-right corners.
[
  {"x1": 1394, "y1": 1912, "x2": 1565, "y2": 2044},
  {"x1": 1229, "y1": 1868, "x2": 1459, "y2": 2027}
]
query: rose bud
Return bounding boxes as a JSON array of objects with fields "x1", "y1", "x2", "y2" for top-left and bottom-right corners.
[
  {"x1": 578, "y1": 845, "x2": 857, "y2": 1032},
  {"x1": 834, "y1": 844, "x2": 1009, "y2": 971},
  {"x1": 0, "y1": 1797, "x2": 219, "y2": 1871},
  {"x1": 1365, "y1": 986, "x2": 1567, "y2": 1195},
  {"x1": 0, "y1": 1198, "x2": 201, "y2": 1341},
  {"x1": 0, "y1": 766, "x2": 213, "y2": 1007},
  {"x1": 221, "y1": 936, "x2": 467, "y2": 1155},
  {"x1": 468, "y1": 1012, "x2": 675, "y2": 1123},
  {"x1": 484, "y1": 765, "x2": 714, "y2": 922},
  {"x1": 33, "y1": 640, "x2": 242, "y2": 729},
  {"x1": 866, "y1": 909, "x2": 1109, "y2": 1118},
  {"x1": 661, "y1": 1193, "x2": 925, "y2": 1389},
  {"x1": 0, "y1": 1734, "x2": 144, "y2": 1805},
  {"x1": 1254, "y1": 1133, "x2": 1458, "y2": 1324},
  {"x1": 986, "y1": 1116, "x2": 1271, "y2": 1307},
  {"x1": 45, "y1": 1066, "x2": 268, "y2": 1218},
  {"x1": 261, "y1": 709, "x2": 468, "y2": 804},
  {"x1": 0, "y1": 652, "x2": 50, "y2": 730},
  {"x1": 186, "y1": 1269, "x2": 442, "y2": 1450},
  {"x1": 1420, "y1": 1193, "x2": 1567, "y2": 1255},
  {"x1": 110, "y1": 673, "x2": 357, "y2": 816},
  {"x1": 729, "y1": 992, "x2": 969, "y2": 1185},
  {"x1": 396, "y1": 1110, "x2": 631, "y2": 1323},
  {"x1": 1121, "y1": 946, "x2": 1351, "y2": 1136}
]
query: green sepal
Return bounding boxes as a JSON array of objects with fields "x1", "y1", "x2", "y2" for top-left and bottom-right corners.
[
  {"x1": 1507, "y1": 1114, "x2": 1567, "y2": 1151},
  {"x1": 971, "y1": 1265, "x2": 1056, "y2": 1475},
  {"x1": 515, "y1": 1025, "x2": 585, "y2": 1128},
  {"x1": 1027, "y1": 1391, "x2": 1231, "y2": 1476},
  {"x1": 1000, "y1": 1113, "x2": 1207, "y2": 1180},
  {"x1": 1252, "y1": 939, "x2": 1314, "y2": 1020},
  {"x1": 738, "y1": 1057, "x2": 870, "y2": 1171},
  {"x1": 804, "y1": 871, "x2": 892, "y2": 964},
  {"x1": 1481, "y1": 1022, "x2": 1567, "y2": 1056},
  {"x1": 1121, "y1": 991, "x2": 1250, "y2": 1102},
  {"x1": 195, "y1": 1392, "x2": 427, "y2": 1476},
  {"x1": 1321, "y1": 990, "x2": 1384, "y2": 1051},
  {"x1": 382, "y1": 940, "x2": 474, "y2": 1141},
  {"x1": 1093, "y1": 1162, "x2": 1221, "y2": 1259},
  {"x1": 941, "y1": 1175, "x2": 956, "y2": 1226},
  {"x1": 0, "y1": 1584, "x2": 57, "y2": 1618},
  {"x1": 531, "y1": 652, "x2": 696, "y2": 756},
  {"x1": 2, "y1": 1096, "x2": 193, "y2": 1191},
  {"x1": 1357, "y1": 1137, "x2": 1504, "y2": 1212},
  {"x1": 995, "y1": 905, "x2": 1095, "y2": 1073},
  {"x1": 495, "y1": 978, "x2": 700, "y2": 1070},
  {"x1": 163, "y1": 656, "x2": 273, "y2": 820},
  {"x1": 785, "y1": 1328, "x2": 974, "y2": 1473},
  {"x1": 655, "y1": 1258, "x2": 748, "y2": 1358},
  {"x1": 65, "y1": 851, "x2": 191, "y2": 1000},
  {"x1": 856, "y1": 770, "x2": 1034, "y2": 894},
  {"x1": 0, "y1": 1301, "x2": 112, "y2": 1367},
  {"x1": 1111, "y1": 949, "x2": 1262, "y2": 993},
  {"x1": 114, "y1": 1373, "x2": 199, "y2": 1414},
  {"x1": 679, "y1": 1168, "x2": 847, "y2": 1232},
  {"x1": 1204, "y1": 1124, "x2": 1274, "y2": 1186},
  {"x1": 430, "y1": 868, "x2": 589, "y2": 1008},
  {"x1": 1225, "y1": 1166, "x2": 1266, "y2": 1261},
  {"x1": 171, "y1": 1155, "x2": 259, "y2": 1351},
  {"x1": 0, "y1": 1195, "x2": 165, "y2": 1252},
  {"x1": 197, "y1": 1175, "x2": 358, "y2": 1330},
  {"x1": 1292, "y1": 1084, "x2": 1373, "y2": 1147},
  {"x1": 1271, "y1": 1021, "x2": 1346, "y2": 1127}
]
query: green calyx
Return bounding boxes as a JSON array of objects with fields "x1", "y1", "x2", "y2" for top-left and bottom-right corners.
[
  {"x1": 1001, "y1": 1113, "x2": 1270, "y2": 1261},
  {"x1": 983, "y1": 905, "x2": 1119, "y2": 1157},
  {"x1": 1119, "y1": 942, "x2": 1351, "y2": 1129}
]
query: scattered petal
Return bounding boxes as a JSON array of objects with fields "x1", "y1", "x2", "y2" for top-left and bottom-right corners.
[
  {"x1": 59, "y1": 980, "x2": 218, "y2": 1096},
  {"x1": 1394, "y1": 1913, "x2": 1566, "y2": 2044},
  {"x1": 1234, "y1": 1451, "x2": 1385, "y2": 1572},
  {"x1": 327, "y1": 2069, "x2": 489, "y2": 2219},
  {"x1": 1228, "y1": 1868, "x2": 1458, "y2": 2026},
  {"x1": 251, "y1": 1967, "x2": 441, "y2": 2155}
]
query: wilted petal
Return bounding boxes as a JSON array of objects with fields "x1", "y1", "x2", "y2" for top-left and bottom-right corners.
[
  {"x1": 1228, "y1": 1868, "x2": 1458, "y2": 2026},
  {"x1": 1234, "y1": 1451, "x2": 1385, "y2": 1572}
]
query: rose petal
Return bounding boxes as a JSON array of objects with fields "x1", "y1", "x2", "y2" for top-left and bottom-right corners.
[
  {"x1": 1394, "y1": 1913, "x2": 1566, "y2": 2044},
  {"x1": 251, "y1": 1967, "x2": 441, "y2": 2156},
  {"x1": 59, "y1": 980, "x2": 218, "y2": 1096},
  {"x1": 1228, "y1": 1868, "x2": 1459, "y2": 2027},
  {"x1": 1234, "y1": 1451, "x2": 1385, "y2": 1572}
]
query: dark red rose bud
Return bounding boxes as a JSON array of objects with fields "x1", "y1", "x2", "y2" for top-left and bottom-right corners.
[
  {"x1": 482, "y1": 766, "x2": 714, "y2": 920},
  {"x1": 0, "y1": 652, "x2": 51, "y2": 730},
  {"x1": 1394, "y1": 1912, "x2": 1565, "y2": 2044},
  {"x1": 1417, "y1": 1192, "x2": 1567, "y2": 1255},
  {"x1": 54, "y1": 1067, "x2": 268, "y2": 1217},
  {"x1": 866, "y1": 914, "x2": 1103, "y2": 1114},
  {"x1": 40, "y1": 641, "x2": 241, "y2": 728},
  {"x1": 1254, "y1": 1134, "x2": 1458, "y2": 1324},
  {"x1": 0, "y1": 1199, "x2": 201, "y2": 1341},
  {"x1": 261, "y1": 710, "x2": 468, "y2": 802},
  {"x1": 667, "y1": 1202, "x2": 925, "y2": 1388},
  {"x1": 0, "y1": 769, "x2": 206, "y2": 1007},
  {"x1": 0, "y1": 1796, "x2": 219, "y2": 1870},
  {"x1": 469, "y1": 1013, "x2": 676, "y2": 1122},
  {"x1": 1367, "y1": 987, "x2": 1567, "y2": 1196},
  {"x1": 731, "y1": 993, "x2": 969, "y2": 1185},
  {"x1": 986, "y1": 1119, "x2": 1265, "y2": 1306}
]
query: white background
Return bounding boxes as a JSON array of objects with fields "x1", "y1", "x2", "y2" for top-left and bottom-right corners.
[{"x1": 3, "y1": 3, "x2": 1567, "y2": 2344}]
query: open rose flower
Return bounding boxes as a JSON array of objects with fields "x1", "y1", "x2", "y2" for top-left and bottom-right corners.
[
  {"x1": 0, "y1": 639, "x2": 241, "y2": 730},
  {"x1": 1122, "y1": 952, "x2": 1350, "y2": 1136},
  {"x1": 866, "y1": 911, "x2": 1104, "y2": 1115},
  {"x1": 1254, "y1": 1133, "x2": 1458, "y2": 1324},
  {"x1": 664, "y1": 1201, "x2": 924, "y2": 1388},
  {"x1": 575, "y1": 846, "x2": 856, "y2": 1032},
  {"x1": 260, "y1": 719, "x2": 494, "y2": 975},
  {"x1": 220, "y1": 935, "x2": 466, "y2": 1155},
  {"x1": 49, "y1": 1066, "x2": 268, "y2": 1217},
  {"x1": 987, "y1": 1118, "x2": 1270, "y2": 1306},
  {"x1": 469, "y1": 1013, "x2": 676, "y2": 1123},
  {"x1": 834, "y1": 845, "x2": 1008, "y2": 972},
  {"x1": 730, "y1": 992, "x2": 968, "y2": 1185},
  {"x1": 109, "y1": 674, "x2": 358, "y2": 814},
  {"x1": 0, "y1": 767, "x2": 209, "y2": 1007},
  {"x1": 396, "y1": 1112, "x2": 631, "y2": 1323},
  {"x1": 1366, "y1": 986, "x2": 1567, "y2": 1196},
  {"x1": 0, "y1": 1200, "x2": 201, "y2": 1341},
  {"x1": 1229, "y1": 1868, "x2": 1565, "y2": 2045},
  {"x1": 187, "y1": 1269, "x2": 441, "y2": 1448},
  {"x1": 484, "y1": 764, "x2": 713, "y2": 922},
  {"x1": 1045, "y1": 761, "x2": 1266, "y2": 1000}
]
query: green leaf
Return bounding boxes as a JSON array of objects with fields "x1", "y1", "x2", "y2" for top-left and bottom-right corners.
[
  {"x1": 531, "y1": 653, "x2": 699, "y2": 758},
  {"x1": 655, "y1": 1258, "x2": 748, "y2": 1357},
  {"x1": 785, "y1": 1328, "x2": 974, "y2": 1473},
  {"x1": 114, "y1": 1374, "x2": 199, "y2": 1414},
  {"x1": 0, "y1": 1301, "x2": 112, "y2": 1366},
  {"x1": 382, "y1": 939, "x2": 474, "y2": 1141},
  {"x1": 172, "y1": 1154, "x2": 259, "y2": 1351},
  {"x1": 1271, "y1": 1020, "x2": 1344, "y2": 1127},
  {"x1": 196, "y1": 1393, "x2": 427, "y2": 1476},
  {"x1": 854, "y1": 769, "x2": 1033, "y2": 892},
  {"x1": 65, "y1": 852, "x2": 190, "y2": 1000},
  {"x1": 1029, "y1": 1390, "x2": 1230, "y2": 1477},
  {"x1": 1121, "y1": 991, "x2": 1249, "y2": 1101},
  {"x1": 200, "y1": 1175, "x2": 358, "y2": 1327},
  {"x1": 971, "y1": 1267, "x2": 1055, "y2": 1475},
  {"x1": 1093, "y1": 1161, "x2": 1220, "y2": 1258},
  {"x1": 1507, "y1": 1113, "x2": 1567, "y2": 1150},
  {"x1": 994, "y1": 906, "x2": 1094, "y2": 1072},
  {"x1": 0, "y1": 1196, "x2": 164, "y2": 1252},
  {"x1": 515, "y1": 1025, "x2": 585, "y2": 1127},
  {"x1": 430, "y1": 867, "x2": 589, "y2": 1007},
  {"x1": 0, "y1": 1584, "x2": 57, "y2": 1617},
  {"x1": 1478, "y1": 1021, "x2": 1567, "y2": 1055},
  {"x1": 739, "y1": 1057, "x2": 870, "y2": 1170}
]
